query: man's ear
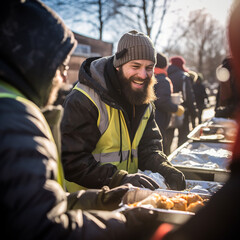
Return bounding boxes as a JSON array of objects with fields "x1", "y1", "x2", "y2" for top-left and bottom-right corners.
[{"x1": 116, "y1": 67, "x2": 120, "y2": 71}]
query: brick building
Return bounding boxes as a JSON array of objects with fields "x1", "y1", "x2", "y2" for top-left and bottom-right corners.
[{"x1": 68, "y1": 32, "x2": 113, "y2": 84}]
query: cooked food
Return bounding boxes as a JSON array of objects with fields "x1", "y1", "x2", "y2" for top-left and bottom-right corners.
[
  {"x1": 127, "y1": 192, "x2": 206, "y2": 213},
  {"x1": 176, "y1": 193, "x2": 203, "y2": 205},
  {"x1": 171, "y1": 197, "x2": 187, "y2": 211},
  {"x1": 156, "y1": 195, "x2": 174, "y2": 209},
  {"x1": 187, "y1": 201, "x2": 204, "y2": 212},
  {"x1": 128, "y1": 193, "x2": 161, "y2": 208}
]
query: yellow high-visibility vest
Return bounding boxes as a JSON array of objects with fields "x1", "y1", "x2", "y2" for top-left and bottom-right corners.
[
  {"x1": 0, "y1": 80, "x2": 65, "y2": 189},
  {"x1": 65, "y1": 82, "x2": 152, "y2": 192}
]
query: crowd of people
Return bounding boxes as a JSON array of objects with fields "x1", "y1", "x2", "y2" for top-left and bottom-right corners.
[{"x1": 1, "y1": 0, "x2": 240, "y2": 239}]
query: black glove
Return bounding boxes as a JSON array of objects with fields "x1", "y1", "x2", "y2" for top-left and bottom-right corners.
[
  {"x1": 120, "y1": 173, "x2": 160, "y2": 190},
  {"x1": 157, "y1": 162, "x2": 186, "y2": 190},
  {"x1": 123, "y1": 207, "x2": 160, "y2": 240},
  {"x1": 67, "y1": 184, "x2": 130, "y2": 211}
]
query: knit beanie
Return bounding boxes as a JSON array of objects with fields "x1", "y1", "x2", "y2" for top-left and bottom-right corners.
[
  {"x1": 113, "y1": 30, "x2": 156, "y2": 68},
  {"x1": 156, "y1": 52, "x2": 168, "y2": 69},
  {"x1": 170, "y1": 56, "x2": 189, "y2": 72}
]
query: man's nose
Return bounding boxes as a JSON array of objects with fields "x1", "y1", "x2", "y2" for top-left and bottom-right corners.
[{"x1": 138, "y1": 68, "x2": 147, "y2": 79}]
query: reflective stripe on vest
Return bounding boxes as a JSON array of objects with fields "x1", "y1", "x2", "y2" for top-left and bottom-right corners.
[
  {"x1": 0, "y1": 80, "x2": 65, "y2": 189},
  {"x1": 65, "y1": 82, "x2": 152, "y2": 192}
]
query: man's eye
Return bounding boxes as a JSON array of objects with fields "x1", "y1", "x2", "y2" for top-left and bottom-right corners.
[{"x1": 146, "y1": 67, "x2": 153, "y2": 71}]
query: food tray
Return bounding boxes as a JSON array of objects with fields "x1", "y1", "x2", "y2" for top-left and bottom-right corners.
[
  {"x1": 118, "y1": 188, "x2": 209, "y2": 225},
  {"x1": 185, "y1": 179, "x2": 223, "y2": 194},
  {"x1": 168, "y1": 141, "x2": 230, "y2": 182},
  {"x1": 187, "y1": 118, "x2": 237, "y2": 143}
]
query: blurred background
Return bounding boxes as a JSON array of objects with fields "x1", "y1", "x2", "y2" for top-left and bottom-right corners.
[{"x1": 41, "y1": 0, "x2": 233, "y2": 98}]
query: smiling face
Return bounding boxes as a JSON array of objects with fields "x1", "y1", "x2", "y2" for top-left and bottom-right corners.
[{"x1": 116, "y1": 59, "x2": 157, "y2": 105}]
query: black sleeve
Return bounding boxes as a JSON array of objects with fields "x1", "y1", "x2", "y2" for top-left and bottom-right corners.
[
  {"x1": 61, "y1": 90, "x2": 117, "y2": 189},
  {"x1": 138, "y1": 108, "x2": 169, "y2": 171},
  {"x1": 0, "y1": 99, "x2": 127, "y2": 240}
]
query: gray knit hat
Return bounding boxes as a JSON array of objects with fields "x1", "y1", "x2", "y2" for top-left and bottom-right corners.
[{"x1": 113, "y1": 30, "x2": 156, "y2": 68}]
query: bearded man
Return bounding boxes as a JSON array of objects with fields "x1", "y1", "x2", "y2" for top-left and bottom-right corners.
[{"x1": 61, "y1": 30, "x2": 186, "y2": 192}]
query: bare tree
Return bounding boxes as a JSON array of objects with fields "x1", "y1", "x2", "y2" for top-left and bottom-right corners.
[
  {"x1": 164, "y1": 9, "x2": 227, "y2": 83},
  {"x1": 42, "y1": 0, "x2": 118, "y2": 40},
  {"x1": 106, "y1": 0, "x2": 171, "y2": 45}
]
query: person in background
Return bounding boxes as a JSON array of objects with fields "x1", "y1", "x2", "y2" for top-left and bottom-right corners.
[
  {"x1": 215, "y1": 56, "x2": 239, "y2": 119},
  {"x1": 154, "y1": 52, "x2": 185, "y2": 153},
  {"x1": 0, "y1": 1, "x2": 159, "y2": 239},
  {"x1": 192, "y1": 73, "x2": 209, "y2": 124},
  {"x1": 61, "y1": 30, "x2": 186, "y2": 192},
  {"x1": 164, "y1": 56, "x2": 197, "y2": 155},
  {"x1": 150, "y1": 1, "x2": 240, "y2": 239}
]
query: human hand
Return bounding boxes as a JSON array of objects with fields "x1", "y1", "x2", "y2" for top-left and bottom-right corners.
[
  {"x1": 121, "y1": 173, "x2": 160, "y2": 190},
  {"x1": 67, "y1": 184, "x2": 131, "y2": 211},
  {"x1": 157, "y1": 163, "x2": 186, "y2": 190}
]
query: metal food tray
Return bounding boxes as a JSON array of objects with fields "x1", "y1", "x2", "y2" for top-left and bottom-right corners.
[
  {"x1": 187, "y1": 123, "x2": 235, "y2": 143},
  {"x1": 168, "y1": 141, "x2": 230, "y2": 182},
  {"x1": 185, "y1": 179, "x2": 223, "y2": 194},
  {"x1": 118, "y1": 188, "x2": 209, "y2": 225}
]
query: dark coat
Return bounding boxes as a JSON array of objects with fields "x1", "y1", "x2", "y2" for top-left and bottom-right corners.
[
  {"x1": 0, "y1": 1, "x2": 127, "y2": 239},
  {"x1": 154, "y1": 73, "x2": 178, "y2": 136},
  {"x1": 167, "y1": 65, "x2": 197, "y2": 120},
  {"x1": 61, "y1": 56, "x2": 173, "y2": 189},
  {"x1": 193, "y1": 81, "x2": 208, "y2": 109}
]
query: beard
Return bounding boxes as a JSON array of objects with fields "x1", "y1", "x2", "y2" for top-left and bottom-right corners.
[{"x1": 117, "y1": 67, "x2": 157, "y2": 105}]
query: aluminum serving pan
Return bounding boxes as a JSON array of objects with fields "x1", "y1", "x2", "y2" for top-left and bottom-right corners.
[
  {"x1": 187, "y1": 118, "x2": 237, "y2": 143},
  {"x1": 185, "y1": 179, "x2": 223, "y2": 194},
  {"x1": 187, "y1": 124, "x2": 236, "y2": 143},
  {"x1": 168, "y1": 141, "x2": 231, "y2": 182},
  {"x1": 118, "y1": 188, "x2": 209, "y2": 225}
]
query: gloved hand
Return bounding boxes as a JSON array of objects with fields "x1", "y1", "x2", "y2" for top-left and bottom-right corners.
[
  {"x1": 67, "y1": 184, "x2": 131, "y2": 211},
  {"x1": 123, "y1": 207, "x2": 160, "y2": 240},
  {"x1": 175, "y1": 105, "x2": 185, "y2": 116},
  {"x1": 120, "y1": 173, "x2": 160, "y2": 190},
  {"x1": 157, "y1": 162, "x2": 186, "y2": 190}
]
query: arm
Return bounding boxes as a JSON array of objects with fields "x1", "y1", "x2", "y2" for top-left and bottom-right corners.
[
  {"x1": 0, "y1": 99, "x2": 127, "y2": 240},
  {"x1": 138, "y1": 110, "x2": 186, "y2": 190},
  {"x1": 61, "y1": 90, "x2": 118, "y2": 189}
]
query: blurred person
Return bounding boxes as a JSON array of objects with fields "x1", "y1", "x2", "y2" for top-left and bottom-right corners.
[
  {"x1": 192, "y1": 73, "x2": 209, "y2": 124},
  {"x1": 61, "y1": 30, "x2": 186, "y2": 192},
  {"x1": 215, "y1": 56, "x2": 239, "y2": 118},
  {"x1": 154, "y1": 52, "x2": 184, "y2": 153},
  {"x1": 0, "y1": 1, "x2": 160, "y2": 239},
  {"x1": 165, "y1": 56, "x2": 197, "y2": 155},
  {"x1": 150, "y1": 1, "x2": 240, "y2": 239}
]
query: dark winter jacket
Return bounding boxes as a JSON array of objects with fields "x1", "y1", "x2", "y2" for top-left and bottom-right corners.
[
  {"x1": 193, "y1": 82, "x2": 209, "y2": 109},
  {"x1": 0, "y1": 1, "x2": 128, "y2": 239},
  {"x1": 154, "y1": 73, "x2": 178, "y2": 135},
  {"x1": 61, "y1": 56, "x2": 178, "y2": 189},
  {"x1": 167, "y1": 65, "x2": 197, "y2": 119}
]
